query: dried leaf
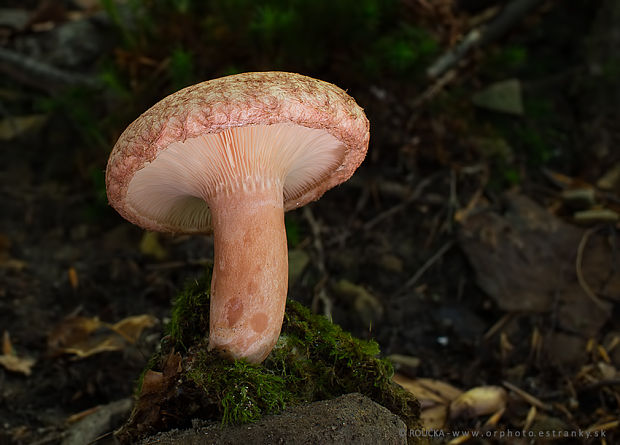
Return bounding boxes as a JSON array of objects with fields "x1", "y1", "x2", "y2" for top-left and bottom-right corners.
[
  {"x1": 0, "y1": 115, "x2": 47, "y2": 141},
  {"x1": 543, "y1": 169, "x2": 580, "y2": 188},
  {"x1": 0, "y1": 331, "x2": 35, "y2": 376},
  {"x1": 111, "y1": 314, "x2": 157, "y2": 343},
  {"x1": 449, "y1": 386, "x2": 507, "y2": 419},
  {"x1": 47, "y1": 316, "x2": 103, "y2": 352},
  {"x1": 48, "y1": 314, "x2": 156, "y2": 359},
  {"x1": 0, "y1": 354, "x2": 36, "y2": 376},
  {"x1": 597, "y1": 362, "x2": 618, "y2": 380},
  {"x1": 393, "y1": 374, "x2": 463, "y2": 408},
  {"x1": 141, "y1": 370, "x2": 164, "y2": 395}
]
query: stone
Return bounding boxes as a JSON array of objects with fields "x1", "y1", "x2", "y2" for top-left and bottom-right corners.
[
  {"x1": 472, "y1": 79, "x2": 524, "y2": 115},
  {"x1": 138, "y1": 393, "x2": 409, "y2": 445}
]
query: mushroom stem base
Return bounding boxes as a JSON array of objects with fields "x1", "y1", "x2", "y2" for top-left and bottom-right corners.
[{"x1": 208, "y1": 183, "x2": 288, "y2": 363}]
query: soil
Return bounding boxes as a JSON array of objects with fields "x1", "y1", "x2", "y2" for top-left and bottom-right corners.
[{"x1": 1, "y1": 1, "x2": 619, "y2": 444}]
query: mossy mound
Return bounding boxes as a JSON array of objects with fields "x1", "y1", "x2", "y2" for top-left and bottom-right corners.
[{"x1": 119, "y1": 269, "x2": 420, "y2": 443}]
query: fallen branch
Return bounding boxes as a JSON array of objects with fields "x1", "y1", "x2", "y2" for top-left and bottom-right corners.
[
  {"x1": 393, "y1": 239, "x2": 455, "y2": 297},
  {"x1": 363, "y1": 173, "x2": 438, "y2": 232},
  {"x1": 0, "y1": 47, "x2": 100, "y2": 92},
  {"x1": 427, "y1": 0, "x2": 545, "y2": 79},
  {"x1": 303, "y1": 206, "x2": 333, "y2": 319}
]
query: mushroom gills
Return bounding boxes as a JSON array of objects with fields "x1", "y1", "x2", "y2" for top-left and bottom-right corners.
[{"x1": 125, "y1": 123, "x2": 345, "y2": 232}]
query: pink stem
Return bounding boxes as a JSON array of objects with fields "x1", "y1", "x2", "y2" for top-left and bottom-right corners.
[{"x1": 207, "y1": 182, "x2": 288, "y2": 363}]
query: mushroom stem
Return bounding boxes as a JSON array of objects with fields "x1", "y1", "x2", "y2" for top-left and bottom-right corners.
[{"x1": 207, "y1": 180, "x2": 288, "y2": 363}]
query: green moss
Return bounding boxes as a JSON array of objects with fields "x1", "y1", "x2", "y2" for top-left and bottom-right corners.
[
  {"x1": 166, "y1": 270, "x2": 212, "y2": 350},
  {"x1": 187, "y1": 352, "x2": 289, "y2": 424},
  {"x1": 150, "y1": 269, "x2": 419, "y2": 431}
]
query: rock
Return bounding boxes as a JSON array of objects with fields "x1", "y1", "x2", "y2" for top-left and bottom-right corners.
[
  {"x1": 138, "y1": 393, "x2": 409, "y2": 445},
  {"x1": 472, "y1": 79, "x2": 524, "y2": 115},
  {"x1": 62, "y1": 398, "x2": 132, "y2": 445}
]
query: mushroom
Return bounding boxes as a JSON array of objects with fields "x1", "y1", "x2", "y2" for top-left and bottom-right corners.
[{"x1": 106, "y1": 71, "x2": 369, "y2": 363}]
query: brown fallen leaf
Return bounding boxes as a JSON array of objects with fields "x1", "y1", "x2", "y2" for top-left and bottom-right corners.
[
  {"x1": 0, "y1": 331, "x2": 35, "y2": 376},
  {"x1": 141, "y1": 370, "x2": 164, "y2": 395},
  {"x1": 111, "y1": 314, "x2": 157, "y2": 343},
  {"x1": 47, "y1": 314, "x2": 157, "y2": 359},
  {"x1": 47, "y1": 315, "x2": 103, "y2": 353},
  {"x1": 394, "y1": 374, "x2": 463, "y2": 407},
  {"x1": 0, "y1": 114, "x2": 48, "y2": 141},
  {"x1": 450, "y1": 386, "x2": 507, "y2": 419},
  {"x1": 0, "y1": 354, "x2": 36, "y2": 376}
]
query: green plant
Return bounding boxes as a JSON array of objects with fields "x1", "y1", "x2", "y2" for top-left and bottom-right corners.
[
  {"x1": 166, "y1": 271, "x2": 212, "y2": 349},
  {"x1": 168, "y1": 48, "x2": 196, "y2": 90},
  {"x1": 484, "y1": 45, "x2": 528, "y2": 75},
  {"x1": 367, "y1": 24, "x2": 437, "y2": 77},
  {"x1": 156, "y1": 270, "x2": 420, "y2": 429},
  {"x1": 100, "y1": 0, "x2": 436, "y2": 88}
]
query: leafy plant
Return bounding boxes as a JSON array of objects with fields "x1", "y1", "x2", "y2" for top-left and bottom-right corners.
[{"x1": 100, "y1": 0, "x2": 437, "y2": 91}]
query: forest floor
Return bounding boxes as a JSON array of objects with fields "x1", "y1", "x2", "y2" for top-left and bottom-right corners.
[{"x1": 0, "y1": 1, "x2": 619, "y2": 444}]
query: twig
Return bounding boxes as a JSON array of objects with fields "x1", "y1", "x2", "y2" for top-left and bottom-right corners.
[
  {"x1": 427, "y1": 0, "x2": 545, "y2": 79},
  {"x1": 427, "y1": 30, "x2": 482, "y2": 79},
  {"x1": 410, "y1": 69, "x2": 457, "y2": 110},
  {"x1": 575, "y1": 226, "x2": 608, "y2": 310},
  {"x1": 303, "y1": 207, "x2": 332, "y2": 319},
  {"x1": 578, "y1": 378, "x2": 620, "y2": 392},
  {"x1": 483, "y1": 313, "x2": 515, "y2": 341},
  {"x1": 393, "y1": 240, "x2": 455, "y2": 296},
  {"x1": 584, "y1": 419, "x2": 619, "y2": 434},
  {"x1": 363, "y1": 174, "x2": 437, "y2": 232},
  {"x1": 503, "y1": 380, "x2": 552, "y2": 411},
  {"x1": 0, "y1": 47, "x2": 100, "y2": 92},
  {"x1": 87, "y1": 431, "x2": 113, "y2": 444}
]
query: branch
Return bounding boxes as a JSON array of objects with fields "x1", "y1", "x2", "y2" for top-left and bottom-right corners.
[{"x1": 0, "y1": 47, "x2": 100, "y2": 92}]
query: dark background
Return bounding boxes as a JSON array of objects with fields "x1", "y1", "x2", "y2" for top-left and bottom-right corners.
[{"x1": 1, "y1": 0, "x2": 619, "y2": 443}]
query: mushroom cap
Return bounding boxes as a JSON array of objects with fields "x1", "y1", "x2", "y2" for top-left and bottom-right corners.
[{"x1": 105, "y1": 71, "x2": 369, "y2": 233}]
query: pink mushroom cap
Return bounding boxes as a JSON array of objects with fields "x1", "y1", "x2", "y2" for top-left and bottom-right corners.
[{"x1": 106, "y1": 71, "x2": 369, "y2": 233}]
